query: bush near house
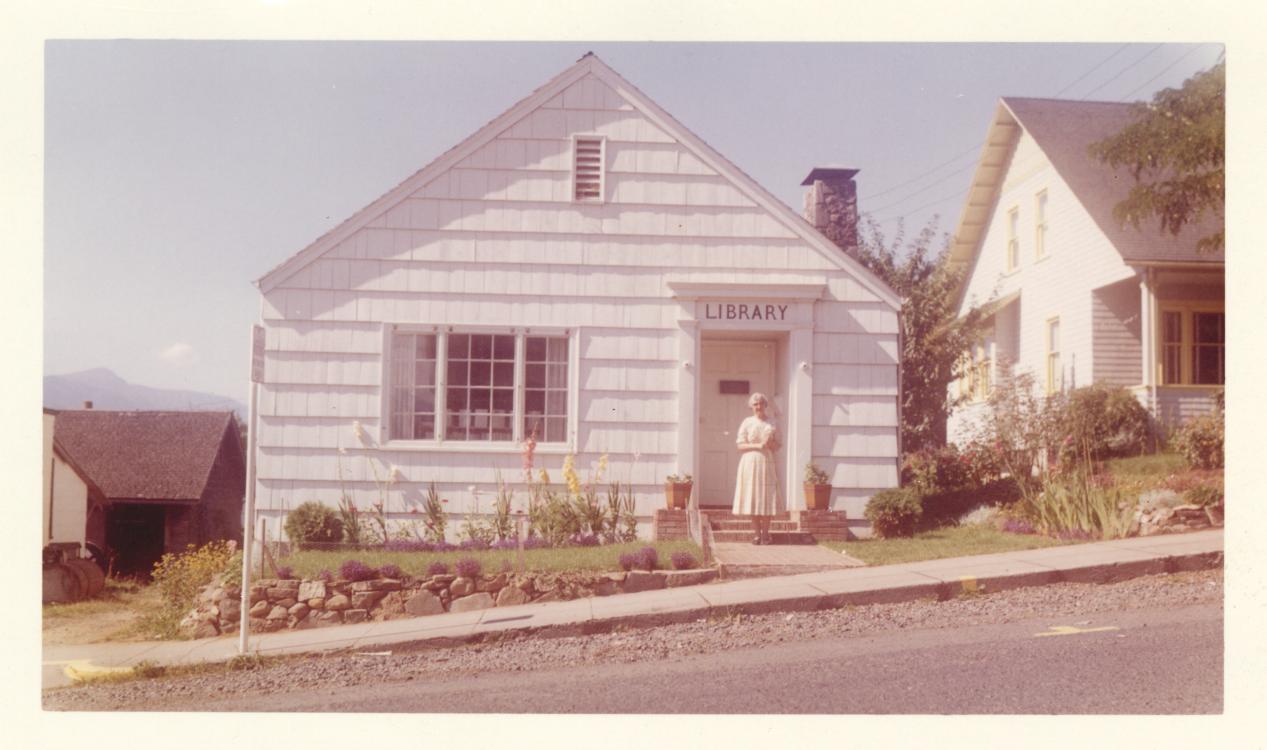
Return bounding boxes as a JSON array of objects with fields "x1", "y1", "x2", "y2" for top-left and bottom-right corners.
[
  {"x1": 864, "y1": 488, "x2": 924, "y2": 538},
  {"x1": 1056, "y1": 383, "x2": 1153, "y2": 464},
  {"x1": 283, "y1": 501, "x2": 345, "y2": 549},
  {"x1": 1172, "y1": 393, "x2": 1224, "y2": 470}
]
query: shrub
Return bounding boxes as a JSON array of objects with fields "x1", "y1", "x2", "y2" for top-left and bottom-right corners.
[
  {"x1": 1186, "y1": 482, "x2": 1224, "y2": 508},
  {"x1": 921, "y1": 479, "x2": 1021, "y2": 528},
  {"x1": 1172, "y1": 406, "x2": 1224, "y2": 470},
  {"x1": 316, "y1": 569, "x2": 334, "y2": 583},
  {"x1": 379, "y1": 563, "x2": 404, "y2": 580},
  {"x1": 902, "y1": 445, "x2": 971, "y2": 494},
  {"x1": 864, "y1": 488, "x2": 924, "y2": 538},
  {"x1": 1058, "y1": 384, "x2": 1153, "y2": 464},
  {"x1": 274, "y1": 565, "x2": 295, "y2": 580},
  {"x1": 636, "y1": 546, "x2": 659, "y2": 572},
  {"x1": 147, "y1": 540, "x2": 237, "y2": 639},
  {"x1": 426, "y1": 561, "x2": 450, "y2": 577},
  {"x1": 455, "y1": 557, "x2": 482, "y2": 579},
  {"x1": 283, "y1": 502, "x2": 344, "y2": 549},
  {"x1": 670, "y1": 551, "x2": 698, "y2": 570},
  {"x1": 338, "y1": 559, "x2": 378, "y2": 582},
  {"x1": 618, "y1": 552, "x2": 637, "y2": 572}
]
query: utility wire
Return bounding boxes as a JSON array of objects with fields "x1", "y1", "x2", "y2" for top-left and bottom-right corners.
[
  {"x1": 1081, "y1": 44, "x2": 1164, "y2": 100},
  {"x1": 1119, "y1": 44, "x2": 1208, "y2": 101},
  {"x1": 860, "y1": 143, "x2": 981, "y2": 202},
  {"x1": 864, "y1": 160, "x2": 978, "y2": 217},
  {"x1": 1052, "y1": 44, "x2": 1131, "y2": 97}
]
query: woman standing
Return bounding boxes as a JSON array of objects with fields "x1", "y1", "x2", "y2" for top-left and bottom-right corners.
[{"x1": 732, "y1": 392, "x2": 782, "y2": 544}]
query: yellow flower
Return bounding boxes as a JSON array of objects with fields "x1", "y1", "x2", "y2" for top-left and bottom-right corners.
[
  {"x1": 596, "y1": 453, "x2": 609, "y2": 483},
  {"x1": 539, "y1": 468, "x2": 550, "y2": 486},
  {"x1": 563, "y1": 454, "x2": 581, "y2": 497}
]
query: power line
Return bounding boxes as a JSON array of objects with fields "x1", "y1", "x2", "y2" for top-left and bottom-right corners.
[
  {"x1": 1119, "y1": 44, "x2": 1209, "y2": 101},
  {"x1": 864, "y1": 160, "x2": 978, "y2": 217},
  {"x1": 1052, "y1": 44, "x2": 1131, "y2": 97},
  {"x1": 868, "y1": 186, "x2": 968, "y2": 224},
  {"x1": 1081, "y1": 44, "x2": 1164, "y2": 100},
  {"x1": 860, "y1": 143, "x2": 980, "y2": 202}
]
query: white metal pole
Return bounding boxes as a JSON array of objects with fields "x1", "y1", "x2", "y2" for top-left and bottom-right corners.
[{"x1": 238, "y1": 325, "x2": 264, "y2": 654}]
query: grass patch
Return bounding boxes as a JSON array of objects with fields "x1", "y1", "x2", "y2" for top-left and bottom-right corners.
[
  {"x1": 1104, "y1": 452, "x2": 1186, "y2": 481},
  {"x1": 43, "y1": 578, "x2": 169, "y2": 643},
  {"x1": 823, "y1": 525, "x2": 1070, "y2": 567},
  {"x1": 273, "y1": 540, "x2": 704, "y2": 579},
  {"x1": 42, "y1": 578, "x2": 148, "y2": 620}
]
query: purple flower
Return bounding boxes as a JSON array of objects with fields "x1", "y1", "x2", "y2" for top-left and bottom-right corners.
[
  {"x1": 379, "y1": 563, "x2": 404, "y2": 580},
  {"x1": 568, "y1": 533, "x2": 600, "y2": 547},
  {"x1": 316, "y1": 569, "x2": 334, "y2": 583},
  {"x1": 274, "y1": 565, "x2": 295, "y2": 580},
  {"x1": 670, "y1": 551, "x2": 697, "y2": 570},
  {"x1": 385, "y1": 539, "x2": 435, "y2": 553},
  {"x1": 636, "y1": 546, "x2": 658, "y2": 572},
  {"x1": 339, "y1": 559, "x2": 378, "y2": 582},
  {"x1": 455, "y1": 557, "x2": 482, "y2": 579},
  {"x1": 458, "y1": 538, "x2": 491, "y2": 551},
  {"x1": 426, "y1": 561, "x2": 450, "y2": 577},
  {"x1": 618, "y1": 552, "x2": 637, "y2": 572}
]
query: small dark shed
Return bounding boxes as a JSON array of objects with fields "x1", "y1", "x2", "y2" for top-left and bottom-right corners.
[{"x1": 52, "y1": 410, "x2": 245, "y2": 575}]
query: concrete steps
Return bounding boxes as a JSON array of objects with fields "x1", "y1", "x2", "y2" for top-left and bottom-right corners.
[{"x1": 653, "y1": 508, "x2": 849, "y2": 543}]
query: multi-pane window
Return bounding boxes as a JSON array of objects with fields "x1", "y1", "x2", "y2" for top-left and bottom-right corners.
[
  {"x1": 388, "y1": 331, "x2": 570, "y2": 443},
  {"x1": 1193, "y1": 312, "x2": 1225, "y2": 385},
  {"x1": 524, "y1": 336, "x2": 569, "y2": 442},
  {"x1": 1046, "y1": 317, "x2": 1061, "y2": 395},
  {"x1": 1160, "y1": 308, "x2": 1224, "y2": 386},
  {"x1": 1162, "y1": 311, "x2": 1183, "y2": 385},
  {"x1": 446, "y1": 333, "x2": 516, "y2": 441},
  {"x1": 573, "y1": 136, "x2": 604, "y2": 202},
  {"x1": 389, "y1": 333, "x2": 438, "y2": 440},
  {"x1": 1035, "y1": 190, "x2": 1048, "y2": 259},
  {"x1": 1006, "y1": 208, "x2": 1020, "y2": 271}
]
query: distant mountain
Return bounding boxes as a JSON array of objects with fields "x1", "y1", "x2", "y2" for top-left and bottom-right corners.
[{"x1": 44, "y1": 368, "x2": 247, "y2": 419}]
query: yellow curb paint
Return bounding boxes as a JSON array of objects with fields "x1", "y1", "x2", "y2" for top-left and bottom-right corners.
[
  {"x1": 1034, "y1": 625, "x2": 1120, "y2": 637},
  {"x1": 959, "y1": 576, "x2": 978, "y2": 594},
  {"x1": 59, "y1": 659, "x2": 137, "y2": 682}
]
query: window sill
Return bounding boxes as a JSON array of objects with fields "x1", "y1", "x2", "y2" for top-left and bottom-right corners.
[{"x1": 373, "y1": 440, "x2": 575, "y2": 455}]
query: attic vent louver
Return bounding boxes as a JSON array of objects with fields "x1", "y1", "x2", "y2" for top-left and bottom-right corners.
[{"x1": 573, "y1": 136, "x2": 605, "y2": 202}]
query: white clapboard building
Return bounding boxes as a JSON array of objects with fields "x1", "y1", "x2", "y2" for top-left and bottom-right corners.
[{"x1": 253, "y1": 54, "x2": 901, "y2": 539}]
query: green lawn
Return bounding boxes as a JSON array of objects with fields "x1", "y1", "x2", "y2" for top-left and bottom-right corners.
[
  {"x1": 822, "y1": 525, "x2": 1071, "y2": 567},
  {"x1": 273, "y1": 540, "x2": 703, "y2": 579}
]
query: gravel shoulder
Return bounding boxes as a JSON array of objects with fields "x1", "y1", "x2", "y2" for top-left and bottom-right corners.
[{"x1": 43, "y1": 568, "x2": 1223, "y2": 711}]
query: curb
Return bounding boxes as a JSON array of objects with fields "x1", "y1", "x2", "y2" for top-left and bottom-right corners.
[{"x1": 255, "y1": 547, "x2": 1224, "y2": 658}]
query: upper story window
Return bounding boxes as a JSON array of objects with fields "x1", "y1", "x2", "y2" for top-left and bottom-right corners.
[
  {"x1": 1006, "y1": 207, "x2": 1020, "y2": 272},
  {"x1": 1160, "y1": 307, "x2": 1224, "y2": 386},
  {"x1": 388, "y1": 330, "x2": 571, "y2": 444},
  {"x1": 1034, "y1": 190, "x2": 1049, "y2": 259},
  {"x1": 573, "y1": 136, "x2": 605, "y2": 202}
]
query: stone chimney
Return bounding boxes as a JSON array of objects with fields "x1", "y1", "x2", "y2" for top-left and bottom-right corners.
[
  {"x1": 83, "y1": 400, "x2": 93, "y2": 410},
  {"x1": 802, "y1": 167, "x2": 860, "y2": 257}
]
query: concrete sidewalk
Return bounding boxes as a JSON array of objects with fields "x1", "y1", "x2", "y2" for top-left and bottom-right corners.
[{"x1": 42, "y1": 529, "x2": 1223, "y2": 690}]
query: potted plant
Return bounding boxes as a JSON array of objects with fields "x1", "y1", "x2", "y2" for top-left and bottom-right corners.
[
  {"x1": 664, "y1": 474, "x2": 693, "y2": 510},
  {"x1": 803, "y1": 462, "x2": 831, "y2": 511}
]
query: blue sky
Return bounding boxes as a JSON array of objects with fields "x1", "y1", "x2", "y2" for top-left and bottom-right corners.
[{"x1": 43, "y1": 40, "x2": 1224, "y2": 404}]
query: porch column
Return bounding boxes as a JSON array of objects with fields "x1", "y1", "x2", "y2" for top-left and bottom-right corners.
[
  {"x1": 676, "y1": 321, "x2": 700, "y2": 485},
  {"x1": 1139, "y1": 269, "x2": 1156, "y2": 411},
  {"x1": 787, "y1": 326, "x2": 814, "y2": 510}
]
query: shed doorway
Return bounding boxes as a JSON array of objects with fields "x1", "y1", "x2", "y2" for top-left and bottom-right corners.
[
  {"x1": 698, "y1": 338, "x2": 780, "y2": 508},
  {"x1": 105, "y1": 504, "x2": 166, "y2": 577}
]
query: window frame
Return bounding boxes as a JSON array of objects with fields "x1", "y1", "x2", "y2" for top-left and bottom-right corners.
[
  {"x1": 1006, "y1": 206, "x2": 1020, "y2": 272},
  {"x1": 1156, "y1": 303, "x2": 1225, "y2": 387},
  {"x1": 1034, "y1": 190, "x2": 1049, "y2": 260},
  {"x1": 571, "y1": 134, "x2": 607, "y2": 204},
  {"x1": 381, "y1": 325, "x2": 577, "y2": 451},
  {"x1": 1045, "y1": 316, "x2": 1061, "y2": 395}
]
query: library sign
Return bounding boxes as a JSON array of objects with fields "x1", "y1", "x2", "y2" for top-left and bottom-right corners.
[{"x1": 702, "y1": 302, "x2": 790, "y2": 322}]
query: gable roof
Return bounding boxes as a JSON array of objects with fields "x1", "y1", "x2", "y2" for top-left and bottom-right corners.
[
  {"x1": 53, "y1": 411, "x2": 240, "y2": 502},
  {"x1": 950, "y1": 97, "x2": 1224, "y2": 279},
  {"x1": 256, "y1": 53, "x2": 901, "y2": 310}
]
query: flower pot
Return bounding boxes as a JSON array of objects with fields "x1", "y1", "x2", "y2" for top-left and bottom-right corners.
[
  {"x1": 804, "y1": 483, "x2": 831, "y2": 511},
  {"x1": 665, "y1": 482, "x2": 693, "y2": 510}
]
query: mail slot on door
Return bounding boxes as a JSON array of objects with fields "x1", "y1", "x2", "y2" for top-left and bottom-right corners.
[{"x1": 719, "y1": 380, "x2": 750, "y2": 395}]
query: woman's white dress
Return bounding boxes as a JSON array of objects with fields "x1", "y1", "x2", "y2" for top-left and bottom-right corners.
[{"x1": 732, "y1": 416, "x2": 782, "y2": 516}]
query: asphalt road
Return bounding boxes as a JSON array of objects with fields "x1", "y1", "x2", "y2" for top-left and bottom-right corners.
[{"x1": 150, "y1": 602, "x2": 1222, "y2": 713}]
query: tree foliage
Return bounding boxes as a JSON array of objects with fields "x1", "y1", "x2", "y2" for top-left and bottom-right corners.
[
  {"x1": 854, "y1": 218, "x2": 987, "y2": 452},
  {"x1": 1089, "y1": 61, "x2": 1224, "y2": 254}
]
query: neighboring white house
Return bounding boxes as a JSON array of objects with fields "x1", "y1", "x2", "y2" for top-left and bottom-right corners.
[
  {"x1": 253, "y1": 53, "x2": 902, "y2": 538},
  {"x1": 43, "y1": 408, "x2": 105, "y2": 552},
  {"x1": 946, "y1": 97, "x2": 1224, "y2": 443}
]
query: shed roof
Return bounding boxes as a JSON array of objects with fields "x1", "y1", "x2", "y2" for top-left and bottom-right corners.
[{"x1": 52, "y1": 411, "x2": 239, "y2": 502}]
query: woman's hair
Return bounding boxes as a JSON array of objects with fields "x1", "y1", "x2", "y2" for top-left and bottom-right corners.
[{"x1": 748, "y1": 392, "x2": 768, "y2": 408}]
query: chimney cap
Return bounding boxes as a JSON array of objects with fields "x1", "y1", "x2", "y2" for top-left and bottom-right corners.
[
  {"x1": 801, "y1": 167, "x2": 859, "y2": 186},
  {"x1": 83, "y1": 400, "x2": 93, "y2": 409}
]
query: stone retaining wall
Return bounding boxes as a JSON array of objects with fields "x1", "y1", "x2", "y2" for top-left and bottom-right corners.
[{"x1": 182, "y1": 567, "x2": 719, "y2": 638}]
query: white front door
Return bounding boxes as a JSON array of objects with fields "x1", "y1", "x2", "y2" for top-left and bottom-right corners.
[{"x1": 699, "y1": 339, "x2": 777, "y2": 508}]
